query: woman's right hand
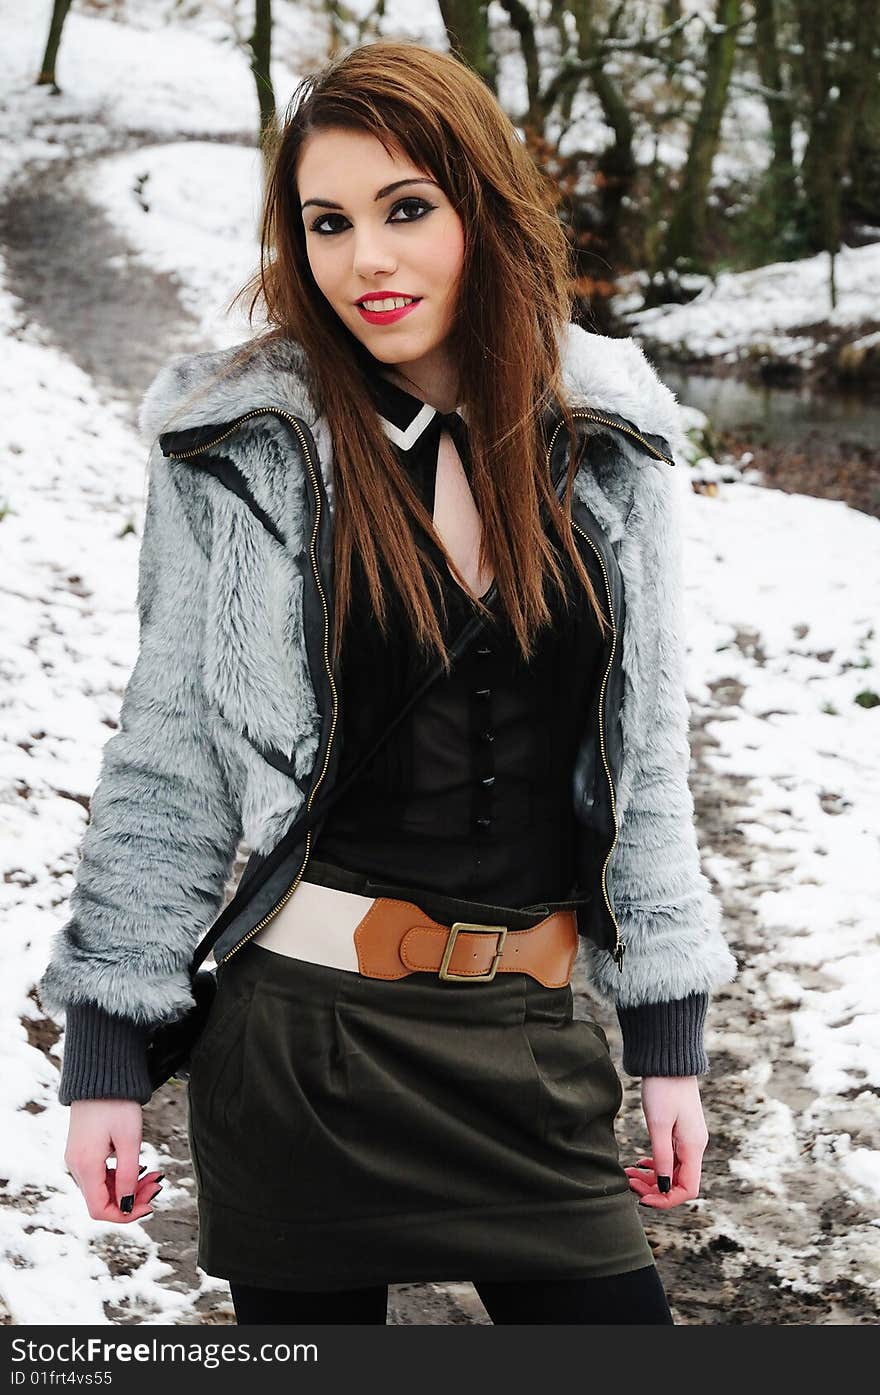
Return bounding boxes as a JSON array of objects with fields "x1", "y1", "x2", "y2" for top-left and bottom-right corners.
[{"x1": 65, "y1": 1100, "x2": 163, "y2": 1223}]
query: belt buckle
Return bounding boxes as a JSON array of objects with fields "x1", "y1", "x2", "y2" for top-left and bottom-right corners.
[{"x1": 438, "y1": 922, "x2": 508, "y2": 981}]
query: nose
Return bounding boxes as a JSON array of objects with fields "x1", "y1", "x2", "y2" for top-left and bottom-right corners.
[{"x1": 351, "y1": 225, "x2": 397, "y2": 280}]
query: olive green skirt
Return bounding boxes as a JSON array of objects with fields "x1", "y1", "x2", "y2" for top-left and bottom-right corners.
[{"x1": 186, "y1": 941, "x2": 653, "y2": 1293}]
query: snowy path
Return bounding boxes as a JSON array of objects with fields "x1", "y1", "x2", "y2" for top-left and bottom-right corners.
[{"x1": 0, "y1": 161, "x2": 199, "y2": 401}]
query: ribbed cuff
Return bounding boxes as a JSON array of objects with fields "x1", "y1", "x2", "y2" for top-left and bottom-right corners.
[
  {"x1": 616, "y1": 992, "x2": 709, "y2": 1077},
  {"x1": 57, "y1": 1003, "x2": 153, "y2": 1106}
]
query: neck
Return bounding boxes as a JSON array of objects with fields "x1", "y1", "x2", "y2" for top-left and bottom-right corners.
[{"x1": 379, "y1": 353, "x2": 460, "y2": 414}]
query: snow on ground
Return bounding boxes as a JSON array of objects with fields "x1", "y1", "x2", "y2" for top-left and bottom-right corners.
[
  {"x1": 1, "y1": 0, "x2": 878, "y2": 1326},
  {"x1": 686, "y1": 483, "x2": 880, "y2": 1107},
  {"x1": 0, "y1": 272, "x2": 214, "y2": 1324},
  {"x1": 84, "y1": 143, "x2": 264, "y2": 346},
  {"x1": 0, "y1": 0, "x2": 254, "y2": 197},
  {"x1": 616, "y1": 241, "x2": 880, "y2": 368}
]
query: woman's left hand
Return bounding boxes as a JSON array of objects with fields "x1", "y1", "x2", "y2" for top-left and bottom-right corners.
[{"x1": 624, "y1": 1075, "x2": 708, "y2": 1209}]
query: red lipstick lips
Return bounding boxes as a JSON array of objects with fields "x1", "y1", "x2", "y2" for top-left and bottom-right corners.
[{"x1": 356, "y1": 294, "x2": 423, "y2": 326}]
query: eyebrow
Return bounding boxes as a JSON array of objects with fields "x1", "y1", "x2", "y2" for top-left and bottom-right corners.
[{"x1": 301, "y1": 178, "x2": 441, "y2": 213}]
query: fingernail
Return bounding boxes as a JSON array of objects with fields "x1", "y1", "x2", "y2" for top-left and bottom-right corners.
[
  {"x1": 155, "y1": 1173, "x2": 165, "y2": 1182},
  {"x1": 138, "y1": 1165, "x2": 147, "y2": 1176},
  {"x1": 658, "y1": 1175, "x2": 671, "y2": 1194},
  {"x1": 120, "y1": 1194, "x2": 134, "y2": 1213}
]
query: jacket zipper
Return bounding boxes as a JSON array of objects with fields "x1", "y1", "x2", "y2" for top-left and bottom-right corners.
[
  {"x1": 165, "y1": 408, "x2": 339, "y2": 964},
  {"x1": 570, "y1": 517, "x2": 624, "y2": 972},
  {"x1": 546, "y1": 407, "x2": 651, "y2": 973},
  {"x1": 168, "y1": 402, "x2": 662, "y2": 969},
  {"x1": 567, "y1": 408, "x2": 674, "y2": 466}
]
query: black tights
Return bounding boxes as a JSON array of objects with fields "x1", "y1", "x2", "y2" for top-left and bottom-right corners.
[{"x1": 229, "y1": 1263, "x2": 673, "y2": 1325}]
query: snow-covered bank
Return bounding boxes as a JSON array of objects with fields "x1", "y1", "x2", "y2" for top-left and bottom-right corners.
[{"x1": 615, "y1": 242, "x2": 880, "y2": 382}]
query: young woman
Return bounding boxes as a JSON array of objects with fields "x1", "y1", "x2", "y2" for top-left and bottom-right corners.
[{"x1": 39, "y1": 41, "x2": 737, "y2": 1326}]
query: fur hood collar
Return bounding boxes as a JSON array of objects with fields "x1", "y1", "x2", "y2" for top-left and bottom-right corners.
[{"x1": 138, "y1": 322, "x2": 686, "y2": 462}]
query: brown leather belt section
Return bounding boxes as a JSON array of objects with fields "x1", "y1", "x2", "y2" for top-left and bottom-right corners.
[{"x1": 352, "y1": 897, "x2": 579, "y2": 988}]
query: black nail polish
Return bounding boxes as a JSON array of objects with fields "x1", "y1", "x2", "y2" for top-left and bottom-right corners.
[
  {"x1": 138, "y1": 1165, "x2": 147, "y2": 1175},
  {"x1": 658, "y1": 1175, "x2": 671, "y2": 1194},
  {"x1": 120, "y1": 1194, "x2": 134, "y2": 1213},
  {"x1": 155, "y1": 1173, "x2": 165, "y2": 1182}
]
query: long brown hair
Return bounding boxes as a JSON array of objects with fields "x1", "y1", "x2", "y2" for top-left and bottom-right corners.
[{"x1": 234, "y1": 40, "x2": 606, "y2": 670}]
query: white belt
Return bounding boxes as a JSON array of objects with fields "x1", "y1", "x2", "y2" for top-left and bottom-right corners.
[{"x1": 251, "y1": 877, "x2": 373, "y2": 972}]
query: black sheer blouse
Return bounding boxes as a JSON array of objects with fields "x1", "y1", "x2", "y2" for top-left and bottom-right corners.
[{"x1": 312, "y1": 370, "x2": 606, "y2": 911}]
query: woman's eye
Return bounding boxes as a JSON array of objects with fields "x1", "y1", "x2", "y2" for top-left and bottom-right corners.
[
  {"x1": 309, "y1": 197, "x2": 434, "y2": 236},
  {"x1": 309, "y1": 213, "x2": 347, "y2": 235},
  {"x1": 388, "y1": 197, "x2": 434, "y2": 222}
]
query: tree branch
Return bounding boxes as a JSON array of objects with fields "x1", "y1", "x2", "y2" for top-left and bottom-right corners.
[
  {"x1": 539, "y1": 10, "x2": 699, "y2": 110},
  {"x1": 496, "y1": 0, "x2": 541, "y2": 118}
]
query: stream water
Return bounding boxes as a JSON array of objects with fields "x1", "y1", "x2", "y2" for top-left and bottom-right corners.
[{"x1": 660, "y1": 363, "x2": 880, "y2": 452}]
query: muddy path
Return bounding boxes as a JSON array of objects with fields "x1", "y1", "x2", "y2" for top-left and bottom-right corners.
[
  {"x1": 619, "y1": 677, "x2": 879, "y2": 1326},
  {"x1": 0, "y1": 178, "x2": 195, "y2": 403},
  {"x1": 0, "y1": 124, "x2": 254, "y2": 405},
  {"x1": 6, "y1": 148, "x2": 876, "y2": 1326}
]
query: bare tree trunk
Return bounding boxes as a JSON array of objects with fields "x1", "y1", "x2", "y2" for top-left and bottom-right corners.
[
  {"x1": 753, "y1": 0, "x2": 798, "y2": 244},
  {"x1": 326, "y1": 0, "x2": 387, "y2": 53},
  {"x1": 438, "y1": 1, "x2": 494, "y2": 88},
  {"x1": 830, "y1": 2, "x2": 879, "y2": 223},
  {"x1": 548, "y1": 0, "x2": 572, "y2": 122},
  {"x1": 248, "y1": 0, "x2": 277, "y2": 155},
  {"x1": 847, "y1": 46, "x2": 880, "y2": 230},
  {"x1": 662, "y1": 0, "x2": 685, "y2": 69},
  {"x1": 36, "y1": 0, "x2": 74, "y2": 92},
  {"x1": 567, "y1": 0, "x2": 635, "y2": 330},
  {"x1": 795, "y1": 0, "x2": 879, "y2": 257},
  {"x1": 796, "y1": 0, "x2": 840, "y2": 258},
  {"x1": 659, "y1": 0, "x2": 742, "y2": 271}
]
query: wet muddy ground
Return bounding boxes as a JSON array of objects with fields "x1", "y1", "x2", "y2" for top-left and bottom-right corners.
[{"x1": 717, "y1": 429, "x2": 880, "y2": 523}]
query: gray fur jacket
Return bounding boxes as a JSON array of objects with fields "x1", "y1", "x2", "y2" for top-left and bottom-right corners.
[{"x1": 38, "y1": 322, "x2": 737, "y2": 1104}]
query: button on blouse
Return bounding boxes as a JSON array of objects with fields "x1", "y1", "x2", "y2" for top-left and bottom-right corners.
[{"x1": 313, "y1": 369, "x2": 607, "y2": 910}]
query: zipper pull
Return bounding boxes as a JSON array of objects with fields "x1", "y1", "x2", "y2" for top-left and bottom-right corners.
[{"x1": 612, "y1": 939, "x2": 627, "y2": 973}]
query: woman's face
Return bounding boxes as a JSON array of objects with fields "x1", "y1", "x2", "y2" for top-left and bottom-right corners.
[{"x1": 297, "y1": 127, "x2": 466, "y2": 383}]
